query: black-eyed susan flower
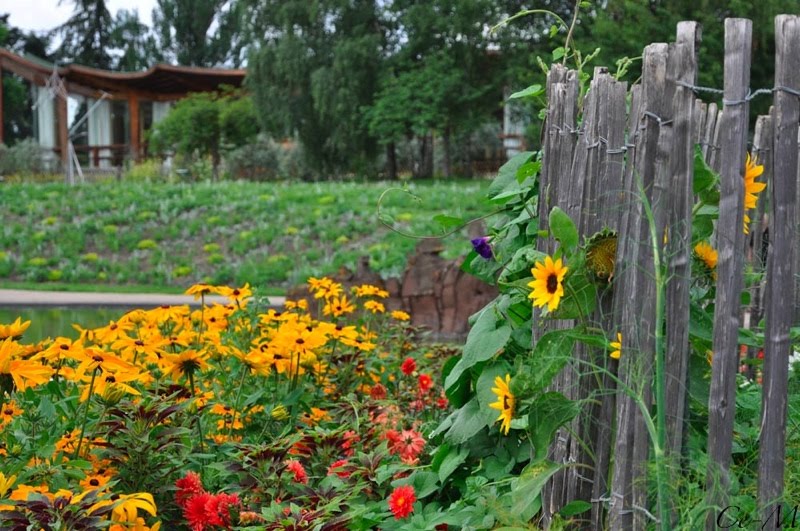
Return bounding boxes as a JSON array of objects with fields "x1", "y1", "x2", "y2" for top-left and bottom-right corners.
[
  {"x1": 0, "y1": 318, "x2": 31, "y2": 340},
  {"x1": 528, "y1": 256, "x2": 568, "y2": 312},
  {"x1": 694, "y1": 241, "x2": 718, "y2": 271},
  {"x1": 162, "y1": 349, "x2": 210, "y2": 381},
  {"x1": 0, "y1": 338, "x2": 55, "y2": 392},
  {"x1": 391, "y1": 310, "x2": 410, "y2": 321},
  {"x1": 489, "y1": 374, "x2": 515, "y2": 435},
  {"x1": 609, "y1": 332, "x2": 622, "y2": 360},
  {"x1": 323, "y1": 295, "x2": 355, "y2": 318},
  {"x1": 743, "y1": 153, "x2": 766, "y2": 235}
]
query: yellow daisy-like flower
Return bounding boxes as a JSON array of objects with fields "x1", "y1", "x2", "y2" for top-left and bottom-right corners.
[
  {"x1": 694, "y1": 241, "x2": 718, "y2": 271},
  {"x1": 743, "y1": 153, "x2": 766, "y2": 235},
  {"x1": 391, "y1": 310, "x2": 410, "y2": 321},
  {"x1": 489, "y1": 374, "x2": 515, "y2": 435},
  {"x1": 363, "y1": 300, "x2": 385, "y2": 314},
  {"x1": 609, "y1": 332, "x2": 622, "y2": 360},
  {"x1": 528, "y1": 256, "x2": 568, "y2": 312},
  {"x1": 323, "y1": 295, "x2": 356, "y2": 318},
  {"x1": 0, "y1": 317, "x2": 31, "y2": 340}
]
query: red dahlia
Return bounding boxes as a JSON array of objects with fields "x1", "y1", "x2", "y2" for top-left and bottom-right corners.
[{"x1": 388, "y1": 485, "x2": 416, "y2": 519}]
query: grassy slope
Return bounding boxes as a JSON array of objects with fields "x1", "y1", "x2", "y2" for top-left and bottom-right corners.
[{"x1": 0, "y1": 179, "x2": 491, "y2": 292}]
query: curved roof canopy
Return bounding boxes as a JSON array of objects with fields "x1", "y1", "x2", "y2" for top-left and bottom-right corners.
[{"x1": 0, "y1": 48, "x2": 246, "y2": 99}]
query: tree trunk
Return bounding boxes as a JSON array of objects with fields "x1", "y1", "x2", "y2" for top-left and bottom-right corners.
[
  {"x1": 386, "y1": 142, "x2": 397, "y2": 180},
  {"x1": 443, "y1": 125, "x2": 452, "y2": 177}
]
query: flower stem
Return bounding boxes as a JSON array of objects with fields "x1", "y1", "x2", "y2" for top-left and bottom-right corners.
[
  {"x1": 74, "y1": 367, "x2": 98, "y2": 459},
  {"x1": 187, "y1": 371, "x2": 205, "y2": 455},
  {"x1": 229, "y1": 366, "x2": 248, "y2": 436}
]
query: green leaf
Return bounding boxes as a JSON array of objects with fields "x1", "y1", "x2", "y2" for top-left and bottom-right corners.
[
  {"x1": 394, "y1": 470, "x2": 439, "y2": 499},
  {"x1": 549, "y1": 24, "x2": 559, "y2": 38},
  {"x1": 560, "y1": 500, "x2": 592, "y2": 517},
  {"x1": 516, "y1": 160, "x2": 541, "y2": 184},
  {"x1": 693, "y1": 146, "x2": 718, "y2": 194},
  {"x1": 433, "y1": 214, "x2": 464, "y2": 231},
  {"x1": 445, "y1": 398, "x2": 488, "y2": 444},
  {"x1": 445, "y1": 305, "x2": 511, "y2": 389},
  {"x1": 442, "y1": 355, "x2": 471, "y2": 408},
  {"x1": 549, "y1": 206, "x2": 578, "y2": 252},
  {"x1": 552, "y1": 47, "x2": 566, "y2": 61},
  {"x1": 528, "y1": 392, "x2": 580, "y2": 460},
  {"x1": 511, "y1": 460, "x2": 561, "y2": 516},
  {"x1": 508, "y1": 84, "x2": 543, "y2": 100},
  {"x1": 437, "y1": 446, "x2": 470, "y2": 483},
  {"x1": 510, "y1": 330, "x2": 574, "y2": 398},
  {"x1": 499, "y1": 244, "x2": 546, "y2": 282},
  {"x1": 488, "y1": 151, "x2": 534, "y2": 200},
  {"x1": 549, "y1": 270, "x2": 597, "y2": 320}
]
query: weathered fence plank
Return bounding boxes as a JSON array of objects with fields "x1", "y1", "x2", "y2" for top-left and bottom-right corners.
[
  {"x1": 705, "y1": 18, "x2": 752, "y2": 530},
  {"x1": 609, "y1": 42, "x2": 669, "y2": 531},
  {"x1": 664, "y1": 23, "x2": 699, "y2": 470},
  {"x1": 758, "y1": 14, "x2": 800, "y2": 523}
]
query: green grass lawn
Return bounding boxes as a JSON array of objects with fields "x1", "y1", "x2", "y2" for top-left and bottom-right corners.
[{"x1": 0, "y1": 179, "x2": 491, "y2": 292}]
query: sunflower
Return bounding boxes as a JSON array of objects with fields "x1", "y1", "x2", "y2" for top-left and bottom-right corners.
[
  {"x1": 489, "y1": 374, "x2": 515, "y2": 435},
  {"x1": 694, "y1": 241, "x2": 718, "y2": 271},
  {"x1": 609, "y1": 332, "x2": 622, "y2": 360},
  {"x1": 585, "y1": 230, "x2": 617, "y2": 281},
  {"x1": 743, "y1": 153, "x2": 766, "y2": 235},
  {"x1": 528, "y1": 256, "x2": 568, "y2": 312}
]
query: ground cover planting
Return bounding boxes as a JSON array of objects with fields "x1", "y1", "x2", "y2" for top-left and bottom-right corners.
[{"x1": 0, "y1": 179, "x2": 489, "y2": 291}]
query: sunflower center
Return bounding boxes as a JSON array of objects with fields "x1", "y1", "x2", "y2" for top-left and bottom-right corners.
[
  {"x1": 503, "y1": 395, "x2": 510, "y2": 410},
  {"x1": 546, "y1": 274, "x2": 558, "y2": 294}
]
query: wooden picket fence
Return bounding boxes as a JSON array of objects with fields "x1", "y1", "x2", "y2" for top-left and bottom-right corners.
[{"x1": 534, "y1": 16, "x2": 799, "y2": 530}]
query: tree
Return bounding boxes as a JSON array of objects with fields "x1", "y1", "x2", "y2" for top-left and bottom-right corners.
[
  {"x1": 0, "y1": 14, "x2": 43, "y2": 145},
  {"x1": 246, "y1": 0, "x2": 384, "y2": 176},
  {"x1": 110, "y1": 9, "x2": 163, "y2": 71},
  {"x1": 55, "y1": 0, "x2": 114, "y2": 68},
  {"x1": 148, "y1": 90, "x2": 258, "y2": 179},
  {"x1": 152, "y1": 0, "x2": 242, "y2": 67}
]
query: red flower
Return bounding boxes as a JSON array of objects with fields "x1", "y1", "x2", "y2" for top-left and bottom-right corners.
[
  {"x1": 370, "y1": 383, "x2": 387, "y2": 400},
  {"x1": 383, "y1": 429, "x2": 401, "y2": 447},
  {"x1": 327, "y1": 459, "x2": 351, "y2": 478},
  {"x1": 418, "y1": 373, "x2": 433, "y2": 393},
  {"x1": 205, "y1": 492, "x2": 241, "y2": 527},
  {"x1": 758, "y1": 349, "x2": 765, "y2": 359},
  {"x1": 184, "y1": 492, "x2": 213, "y2": 531},
  {"x1": 388, "y1": 485, "x2": 416, "y2": 519},
  {"x1": 436, "y1": 394, "x2": 449, "y2": 409},
  {"x1": 391, "y1": 429, "x2": 425, "y2": 464},
  {"x1": 284, "y1": 459, "x2": 308, "y2": 484},
  {"x1": 341, "y1": 430, "x2": 360, "y2": 456},
  {"x1": 400, "y1": 357, "x2": 416, "y2": 375},
  {"x1": 175, "y1": 471, "x2": 205, "y2": 509}
]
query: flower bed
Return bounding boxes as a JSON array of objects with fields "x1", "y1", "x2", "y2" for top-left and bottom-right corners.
[{"x1": 0, "y1": 279, "x2": 453, "y2": 529}]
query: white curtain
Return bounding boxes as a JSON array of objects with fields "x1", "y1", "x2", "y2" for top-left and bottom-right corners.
[
  {"x1": 35, "y1": 86, "x2": 55, "y2": 148},
  {"x1": 87, "y1": 99, "x2": 111, "y2": 168},
  {"x1": 35, "y1": 86, "x2": 57, "y2": 169},
  {"x1": 152, "y1": 101, "x2": 172, "y2": 124}
]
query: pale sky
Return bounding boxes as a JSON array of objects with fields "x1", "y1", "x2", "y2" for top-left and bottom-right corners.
[{"x1": 2, "y1": 0, "x2": 158, "y2": 33}]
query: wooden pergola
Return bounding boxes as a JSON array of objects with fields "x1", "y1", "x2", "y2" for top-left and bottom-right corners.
[{"x1": 0, "y1": 48, "x2": 246, "y2": 166}]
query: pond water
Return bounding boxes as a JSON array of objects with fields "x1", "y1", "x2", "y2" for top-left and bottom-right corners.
[{"x1": 0, "y1": 307, "x2": 129, "y2": 343}]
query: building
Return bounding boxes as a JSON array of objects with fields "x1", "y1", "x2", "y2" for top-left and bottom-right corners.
[{"x1": 0, "y1": 48, "x2": 245, "y2": 169}]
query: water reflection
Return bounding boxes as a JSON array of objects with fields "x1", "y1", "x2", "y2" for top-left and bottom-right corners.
[{"x1": 0, "y1": 307, "x2": 126, "y2": 343}]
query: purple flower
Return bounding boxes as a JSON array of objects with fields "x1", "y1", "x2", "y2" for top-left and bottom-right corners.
[{"x1": 471, "y1": 236, "x2": 493, "y2": 260}]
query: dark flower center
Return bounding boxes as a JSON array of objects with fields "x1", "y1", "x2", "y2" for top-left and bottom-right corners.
[
  {"x1": 503, "y1": 395, "x2": 510, "y2": 410},
  {"x1": 135, "y1": 340, "x2": 145, "y2": 347},
  {"x1": 3, "y1": 409, "x2": 12, "y2": 415},
  {"x1": 105, "y1": 375, "x2": 116, "y2": 383},
  {"x1": 296, "y1": 339, "x2": 305, "y2": 345},
  {"x1": 90, "y1": 478, "x2": 100, "y2": 486},
  {"x1": 546, "y1": 274, "x2": 558, "y2": 294}
]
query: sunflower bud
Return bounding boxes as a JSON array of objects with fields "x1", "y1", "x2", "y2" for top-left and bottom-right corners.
[{"x1": 271, "y1": 405, "x2": 289, "y2": 421}]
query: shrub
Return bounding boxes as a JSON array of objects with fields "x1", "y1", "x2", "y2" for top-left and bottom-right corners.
[
  {"x1": 0, "y1": 139, "x2": 53, "y2": 175},
  {"x1": 124, "y1": 159, "x2": 164, "y2": 182}
]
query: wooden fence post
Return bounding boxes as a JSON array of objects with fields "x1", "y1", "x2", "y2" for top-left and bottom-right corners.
[
  {"x1": 758, "y1": 13, "x2": 800, "y2": 524},
  {"x1": 664, "y1": 22, "x2": 699, "y2": 467},
  {"x1": 705, "y1": 18, "x2": 752, "y2": 530},
  {"x1": 609, "y1": 42, "x2": 669, "y2": 531}
]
